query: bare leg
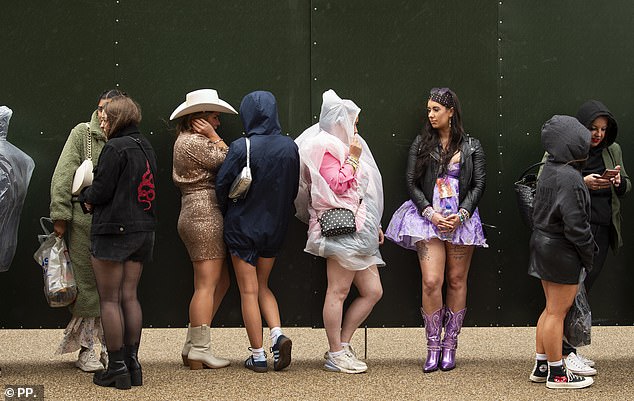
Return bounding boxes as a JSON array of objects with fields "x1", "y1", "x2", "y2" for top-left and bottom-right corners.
[
  {"x1": 537, "y1": 280, "x2": 578, "y2": 362},
  {"x1": 323, "y1": 258, "x2": 355, "y2": 352},
  {"x1": 255, "y1": 257, "x2": 281, "y2": 329},
  {"x1": 212, "y1": 263, "x2": 230, "y2": 322},
  {"x1": 416, "y1": 239, "x2": 446, "y2": 314},
  {"x1": 189, "y1": 258, "x2": 225, "y2": 327},
  {"x1": 340, "y1": 265, "x2": 382, "y2": 343},
  {"x1": 232, "y1": 255, "x2": 262, "y2": 349},
  {"x1": 444, "y1": 244, "x2": 474, "y2": 312}
]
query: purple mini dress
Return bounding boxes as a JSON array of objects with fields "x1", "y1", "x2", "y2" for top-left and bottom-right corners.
[{"x1": 386, "y1": 163, "x2": 488, "y2": 250}]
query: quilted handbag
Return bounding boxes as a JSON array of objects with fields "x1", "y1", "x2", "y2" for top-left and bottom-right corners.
[
  {"x1": 513, "y1": 161, "x2": 545, "y2": 229},
  {"x1": 318, "y1": 208, "x2": 356, "y2": 237}
]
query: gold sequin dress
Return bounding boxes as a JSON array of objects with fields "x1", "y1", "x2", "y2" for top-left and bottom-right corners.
[{"x1": 173, "y1": 132, "x2": 228, "y2": 261}]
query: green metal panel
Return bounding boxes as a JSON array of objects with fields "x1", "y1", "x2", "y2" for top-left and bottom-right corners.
[
  {"x1": 499, "y1": 0, "x2": 634, "y2": 325},
  {"x1": 0, "y1": 1, "x2": 116, "y2": 327},
  {"x1": 1, "y1": 1, "x2": 632, "y2": 328},
  {"x1": 310, "y1": 0, "x2": 500, "y2": 326}
]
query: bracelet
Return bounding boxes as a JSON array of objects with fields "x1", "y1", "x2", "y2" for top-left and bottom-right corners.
[
  {"x1": 211, "y1": 138, "x2": 223, "y2": 145},
  {"x1": 421, "y1": 206, "x2": 435, "y2": 221},
  {"x1": 458, "y1": 208, "x2": 470, "y2": 223},
  {"x1": 345, "y1": 155, "x2": 360, "y2": 170}
]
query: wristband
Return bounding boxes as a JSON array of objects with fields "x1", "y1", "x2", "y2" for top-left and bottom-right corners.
[{"x1": 421, "y1": 206, "x2": 435, "y2": 221}]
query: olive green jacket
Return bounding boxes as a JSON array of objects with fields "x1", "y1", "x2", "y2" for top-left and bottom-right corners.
[{"x1": 49, "y1": 111, "x2": 107, "y2": 317}]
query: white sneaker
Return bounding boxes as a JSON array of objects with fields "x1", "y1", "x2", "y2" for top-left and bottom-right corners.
[
  {"x1": 343, "y1": 345, "x2": 367, "y2": 369},
  {"x1": 100, "y1": 350, "x2": 108, "y2": 368},
  {"x1": 324, "y1": 352, "x2": 367, "y2": 374},
  {"x1": 324, "y1": 344, "x2": 358, "y2": 358},
  {"x1": 576, "y1": 353, "x2": 595, "y2": 367},
  {"x1": 75, "y1": 349, "x2": 104, "y2": 372},
  {"x1": 564, "y1": 352, "x2": 597, "y2": 376}
]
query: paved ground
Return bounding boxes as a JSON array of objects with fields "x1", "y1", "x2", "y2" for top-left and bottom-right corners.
[{"x1": 1, "y1": 326, "x2": 632, "y2": 400}]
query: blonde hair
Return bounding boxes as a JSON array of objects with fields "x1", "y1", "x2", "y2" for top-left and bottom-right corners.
[{"x1": 103, "y1": 96, "x2": 142, "y2": 138}]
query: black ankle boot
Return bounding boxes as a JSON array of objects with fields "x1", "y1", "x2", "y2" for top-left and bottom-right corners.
[
  {"x1": 124, "y1": 344, "x2": 142, "y2": 386},
  {"x1": 93, "y1": 348, "x2": 131, "y2": 390}
]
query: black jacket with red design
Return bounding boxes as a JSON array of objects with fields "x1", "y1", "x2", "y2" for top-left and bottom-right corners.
[{"x1": 79, "y1": 124, "x2": 157, "y2": 235}]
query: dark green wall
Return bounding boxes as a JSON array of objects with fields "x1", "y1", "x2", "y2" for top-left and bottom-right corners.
[{"x1": 1, "y1": 1, "x2": 631, "y2": 328}]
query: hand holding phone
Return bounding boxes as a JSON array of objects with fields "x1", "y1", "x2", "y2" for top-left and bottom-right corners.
[{"x1": 600, "y1": 169, "x2": 619, "y2": 179}]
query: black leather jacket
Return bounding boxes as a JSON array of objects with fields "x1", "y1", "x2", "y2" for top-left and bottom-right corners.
[{"x1": 406, "y1": 134, "x2": 486, "y2": 215}]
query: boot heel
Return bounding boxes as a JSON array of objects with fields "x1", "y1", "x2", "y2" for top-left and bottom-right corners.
[
  {"x1": 115, "y1": 374, "x2": 132, "y2": 390},
  {"x1": 130, "y1": 369, "x2": 143, "y2": 386},
  {"x1": 182, "y1": 354, "x2": 189, "y2": 366},
  {"x1": 188, "y1": 359, "x2": 203, "y2": 370}
]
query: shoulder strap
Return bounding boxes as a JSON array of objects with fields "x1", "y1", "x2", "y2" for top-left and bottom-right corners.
[
  {"x1": 85, "y1": 123, "x2": 92, "y2": 160},
  {"x1": 129, "y1": 136, "x2": 153, "y2": 174},
  {"x1": 245, "y1": 137, "x2": 250, "y2": 168}
]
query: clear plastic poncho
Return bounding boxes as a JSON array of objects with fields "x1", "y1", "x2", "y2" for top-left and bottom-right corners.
[
  {"x1": 295, "y1": 90, "x2": 385, "y2": 270},
  {"x1": 0, "y1": 106, "x2": 35, "y2": 272}
]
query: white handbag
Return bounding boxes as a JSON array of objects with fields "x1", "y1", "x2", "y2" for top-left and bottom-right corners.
[
  {"x1": 71, "y1": 123, "x2": 93, "y2": 195},
  {"x1": 228, "y1": 137, "x2": 252, "y2": 200}
]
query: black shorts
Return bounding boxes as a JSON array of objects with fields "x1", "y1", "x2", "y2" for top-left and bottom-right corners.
[{"x1": 91, "y1": 232, "x2": 155, "y2": 263}]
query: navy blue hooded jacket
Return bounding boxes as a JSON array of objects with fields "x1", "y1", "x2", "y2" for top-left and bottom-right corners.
[{"x1": 216, "y1": 91, "x2": 299, "y2": 259}]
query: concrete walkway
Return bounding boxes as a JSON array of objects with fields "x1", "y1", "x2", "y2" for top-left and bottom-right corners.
[{"x1": 1, "y1": 326, "x2": 632, "y2": 400}]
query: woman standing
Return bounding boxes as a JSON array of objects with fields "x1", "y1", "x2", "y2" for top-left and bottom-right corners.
[
  {"x1": 541, "y1": 100, "x2": 630, "y2": 377},
  {"x1": 528, "y1": 115, "x2": 594, "y2": 389},
  {"x1": 576, "y1": 100, "x2": 630, "y2": 292},
  {"x1": 386, "y1": 88, "x2": 487, "y2": 372},
  {"x1": 216, "y1": 91, "x2": 299, "y2": 373},
  {"x1": 50, "y1": 89, "x2": 124, "y2": 372},
  {"x1": 295, "y1": 89, "x2": 384, "y2": 374},
  {"x1": 170, "y1": 89, "x2": 236, "y2": 369},
  {"x1": 79, "y1": 95, "x2": 157, "y2": 390}
]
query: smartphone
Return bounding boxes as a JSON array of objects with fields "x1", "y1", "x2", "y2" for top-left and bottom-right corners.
[{"x1": 600, "y1": 169, "x2": 619, "y2": 179}]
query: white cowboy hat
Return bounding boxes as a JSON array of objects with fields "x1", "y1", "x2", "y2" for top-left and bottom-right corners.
[{"x1": 169, "y1": 89, "x2": 238, "y2": 120}]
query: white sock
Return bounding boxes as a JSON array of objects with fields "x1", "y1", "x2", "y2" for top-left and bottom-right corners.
[
  {"x1": 328, "y1": 350, "x2": 345, "y2": 358},
  {"x1": 535, "y1": 353, "x2": 547, "y2": 361},
  {"x1": 251, "y1": 347, "x2": 266, "y2": 362},
  {"x1": 341, "y1": 342, "x2": 350, "y2": 348},
  {"x1": 270, "y1": 327, "x2": 283, "y2": 345},
  {"x1": 548, "y1": 360, "x2": 563, "y2": 368}
]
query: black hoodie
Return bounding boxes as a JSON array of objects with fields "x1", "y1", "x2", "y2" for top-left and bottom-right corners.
[
  {"x1": 533, "y1": 115, "x2": 594, "y2": 270},
  {"x1": 576, "y1": 100, "x2": 617, "y2": 225}
]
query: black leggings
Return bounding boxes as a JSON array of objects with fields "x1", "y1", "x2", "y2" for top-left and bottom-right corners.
[{"x1": 92, "y1": 258, "x2": 143, "y2": 351}]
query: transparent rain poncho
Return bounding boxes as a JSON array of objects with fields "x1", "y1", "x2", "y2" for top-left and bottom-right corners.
[
  {"x1": 0, "y1": 106, "x2": 35, "y2": 272},
  {"x1": 295, "y1": 90, "x2": 384, "y2": 270}
]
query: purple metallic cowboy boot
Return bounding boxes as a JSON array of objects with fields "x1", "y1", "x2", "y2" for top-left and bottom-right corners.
[
  {"x1": 440, "y1": 307, "x2": 466, "y2": 371},
  {"x1": 421, "y1": 306, "x2": 444, "y2": 373}
]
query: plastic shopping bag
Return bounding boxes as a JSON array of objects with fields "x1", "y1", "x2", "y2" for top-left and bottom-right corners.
[
  {"x1": 33, "y1": 231, "x2": 77, "y2": 307},
  {"x1": 563, "y1": 270, "x2": 591, "y2": 347}
]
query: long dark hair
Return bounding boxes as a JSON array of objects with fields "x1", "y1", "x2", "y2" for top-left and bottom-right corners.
[{"x1": 415, "y1": 88, "x2": 465, "y2": 179}]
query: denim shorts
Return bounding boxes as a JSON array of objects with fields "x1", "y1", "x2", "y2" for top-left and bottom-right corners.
[{"x1": 91, "y1": 232, "x2": 155, "y2": 263}]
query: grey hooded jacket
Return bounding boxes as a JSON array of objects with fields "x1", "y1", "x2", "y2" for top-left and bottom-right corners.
[{"x1": 533, "y1": 115, "x2": 594, "y2": 271}]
